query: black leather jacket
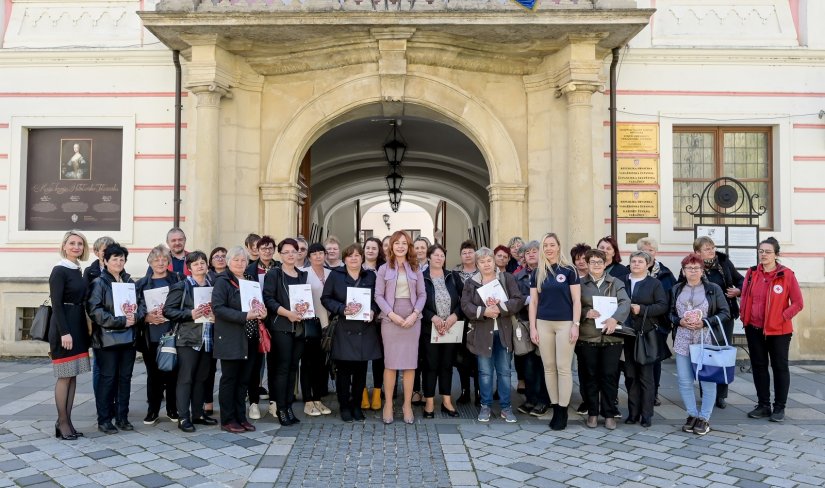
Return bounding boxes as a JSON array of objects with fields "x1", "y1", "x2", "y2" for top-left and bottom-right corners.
[
  {"x1": 669, "y1": 277, "x2": 731, "y2": 344},
  {"x1": 263, "y1": 266, "x2": 309, "y2": 333},
  {"x1": 164, "y1": 278, "x2": 214, "y2": 349},
  {"x1": 87, "y1": 269, "x2": 144, "y2": 349},
  {"x1": 212, "y1": 273, "x2": 253, "y2": 361},
  {"x1": 422, "y1": 268, "x2": 463, "y2": 334}
]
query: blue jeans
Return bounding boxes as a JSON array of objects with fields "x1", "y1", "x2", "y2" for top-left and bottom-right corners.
[
  {"x1": 477, "y1": 331, "x2": 512, "y2": 409},
  {"x1": 675, "y1": 353, "x2": 716, "y2": 421}
]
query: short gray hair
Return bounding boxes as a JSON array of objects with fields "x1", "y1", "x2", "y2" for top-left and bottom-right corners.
[
  {"x1": 629, "y1": 250, "x2": 652, "y2": 266},
  {"x1": 475, "y1": 247, "x2": 494, "y2": 262},
  {"x1": 519, "y1": 240, "x2": 540, "y2": 255},
  {"x1": 146, "y1": 244, "x2": 171, "y2": 264},
  {"x1": 507, "y1": 236, "x2": 524, "y2": 248},
  {"x1": 93, "y1": 236, "x2": 116, "y2": 252},
  {"x1": 226, "y1": 245, "x2": 247, "y2": 264},
  {"x1": 636, "y1": 237, "x2": 658, "y2": 250}
]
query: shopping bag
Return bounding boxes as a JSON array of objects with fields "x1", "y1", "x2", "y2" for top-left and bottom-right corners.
[{"x1": 689, "y1": 318, "x2": 736, "y2": 384}]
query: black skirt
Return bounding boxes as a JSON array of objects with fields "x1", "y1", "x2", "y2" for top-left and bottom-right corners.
[{"x1": 49, "y1": 304, "x2": 91, "y2": 377}]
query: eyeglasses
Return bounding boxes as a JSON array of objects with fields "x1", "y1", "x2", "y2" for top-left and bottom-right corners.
[
  {"x1": 280, "y1": 250, "x2": 297, "y2": 255},
  {"x1": 683, "y1": 266, "x2": 703, "y2": 272},
  {"x1": 212, "y1": 255, "x2": 226, "y2": 260},
  {"x1": 588, "y1": 260, "x2": 605, "y2": 265},
  {"x1": 757, "y1": 250, "x2": 775, "y2": 254},
  {"x1": 258, "y1": 247, "x2": 275, "y2": 252}
]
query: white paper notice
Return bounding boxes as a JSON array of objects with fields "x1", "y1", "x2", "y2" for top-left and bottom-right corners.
[
  {"x1": 289, "y1": 284, "x2": 316, "y2": 319},
  {"x1": 696, "y1": 225, "x2": 727, "y2": 246},
  {"x1": 431, "y1": 320, "x2": 464, "y2": 344},
  {"x1": 143, "y1": 286, "x2": 168, "y2": 315},
  {"x1": 728, "y1": 226, "x2": 758, "y2": 247},
  {"x1": 240, "y1": 279, "x2": 265, "y2": 313},
  {"x1": 592, "y1": 296, "x2": 618, "y2": 329},
  {"x1": 477, "y1": 279, "x2": 508, "y2": 306},
  {"x1": 113, "y1": 282, "x2": 137, "y2": 318},
  {"x1": 728, "y1": 247, "x2": 758, "y2": 270},
  {"x1": 193, "y1": 287, "x2": 214, "y2": 323},
  {"x1": 345, "y1": 287, "x2": 372, "y2": 321}
]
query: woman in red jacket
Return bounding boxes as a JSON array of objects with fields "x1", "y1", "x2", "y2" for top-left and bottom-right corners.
[{"x1": 739, "y1": 237, "x2": 804, "y2": 423}]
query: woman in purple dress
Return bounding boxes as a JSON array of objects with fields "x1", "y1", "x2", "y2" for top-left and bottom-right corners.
[{"x1": 375, "y1": 231, "x2": 426, "y2": 424}]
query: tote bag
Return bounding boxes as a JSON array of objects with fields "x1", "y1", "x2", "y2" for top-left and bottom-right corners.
[
  {"x1": 156, "y1": 330, "x2": 178, "y2": 372},
  {"x1": 689, "y1": 317, "x2": 736, "y2": 385},
  {"x1": 30, "y1": 301, "x2": 52, "y2": 342},
  {"x1": 511, "y1": 317, "x2": 535, "y2": 356}
]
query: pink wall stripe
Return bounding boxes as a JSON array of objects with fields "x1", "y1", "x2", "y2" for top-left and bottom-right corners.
[
  {"x1": 135, "y1": 154, "x2": 188, "y2": 160},
  {"x1": 793, "y1": 124, "x2": 825, "y2": 129},
  {"x1": 0, "y1": 92, "x2": 187, "y2": 98},
  {"x1": 794, "y1": 156, "x2": 825, "y2": 161},
  {"x1": 135, "y1": 185, "x2": 188, "y2": 191},
  {"x1": 134, "y1": 216, "x2": 186, "y2": 222},
  {"x1": 606, "y1": 89, "x2": 825, "y2": 98},
  {"x1": 136, "y1": 123, "x2": 189, "y2": 129},
  {"x1": 794, "y1": 188, "x2": 825, "y2": 193}
]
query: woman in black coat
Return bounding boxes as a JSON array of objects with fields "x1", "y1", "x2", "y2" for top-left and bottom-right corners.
[
  {"x1": 50, "y1": 231, "x2": 91, "y2": 440},
  {"x1": 262, "y1": 238, "x2": 309, "y2": 426},
  {"x1": 212, "y1": 246, "x2": 267, "y2": 433},
  {"x1": 87, "y1": 244, "x2": 143, "y2": 434},
  {"x1": 692, "y1": 236, "x2": 744, "y2": 409},
  {"x1": 421, "y1": 244, "x2": 463, "y2": 418},
  {"x1": 321, "y1": 243, "x2": 382, "y2": 423},
  {"x1": 622, "y1": 251, "x2": 669, "y2": 428},
  {"x1": 163, "y1": 251, "x2": 219, "y2": 432},
  {"x1": 136, "y1": 245, "x2": 182, "y2": 426}
]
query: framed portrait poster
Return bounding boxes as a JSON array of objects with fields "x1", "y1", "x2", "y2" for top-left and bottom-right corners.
[{"x1": 25, "y1": 128, "x2": 123, "y2": 231}]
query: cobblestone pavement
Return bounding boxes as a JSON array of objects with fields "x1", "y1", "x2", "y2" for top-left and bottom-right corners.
[{"x1": 1, "y1": 358, "x2": 825, "y2": 487}]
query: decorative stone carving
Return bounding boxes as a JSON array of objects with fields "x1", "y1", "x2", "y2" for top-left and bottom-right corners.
[
  {"x1": 372, "y1": 28, "x2": 415, "y2": 105},
  {"x1": 652, "y1": 1, "x2": 798, "y2": 47},
  {"x1": 169, "y1": 0, "x2": 603, "y2": 12}
]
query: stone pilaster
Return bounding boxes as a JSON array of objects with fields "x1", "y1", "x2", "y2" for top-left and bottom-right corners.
[
  {"x1": 188, "y1": 83, "x2": 229, "y2": 250},
  {"x1": 371, "y1": 27, "x2": 415, "y2": 117},
  {"x1": 488, "y1": 183, "x2": 528, "y2": 247},
  {"x1": 261, "y1": 182, "x2": 301, "y2": 241}
]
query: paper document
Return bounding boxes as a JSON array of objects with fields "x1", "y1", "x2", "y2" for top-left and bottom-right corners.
[
  {"x1": 592, "y1": 296, "x2": 618, "y2": 329},
  {"x1": 143, "y1": 286, "x2": 168, "y2": 315},
  {"x1": 345, "y1": 287, "x2": 372, "y2": 321},
  {"x1": 476, "y1": 279, "x2": 508, "y2": 306},
  {"x1": 193, "y1": 287, "x2": 214, "y2": 323},
  {"x1": 289, "y1": 284, "x2": 316, "y2": 319},
  {"x1": 240, "y1": 279, "x2": 264, "y2": 313},
  {"x1": 113, "y1": 282, "x2": 137, "y2": 318},
  {"x1": 431, "y1": 320, "x2": 464, "y2": 344}
]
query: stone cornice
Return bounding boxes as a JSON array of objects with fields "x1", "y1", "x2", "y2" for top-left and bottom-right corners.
[
  {"x1": 260, "y1": 182, "x2": 302, "y2": 202},
  {"x1": 488, "y1": 183, "x2": 528, "y2": 203},
  {"x1": 616, "y1": 48, "x2": 825, "y2": 67},
  {"x1": 0, "y1": 50, "x2": 173, "y2": 67}
]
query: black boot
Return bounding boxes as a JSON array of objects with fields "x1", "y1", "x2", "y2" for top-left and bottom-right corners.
[
  {"x1": 277, "y1": 409, "x2": 290, "y2": 426},
  {"x1": 548, "y1": 404, "x2": 560, "y2": 430},
  {"x1": 457, "y1": 389, "x2": 470, "y2": 405},
  {"x1": 286, "y1": 406, "x2": 300, "y2": 425},
  {"x1": 551, "y1": 405, "x2": 568, "y2": 431}
]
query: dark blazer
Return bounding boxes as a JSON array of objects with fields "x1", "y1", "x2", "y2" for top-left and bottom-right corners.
[
  {"x1": 320, "y1": 267, "x2": 381, "y2": 362},
  {"x1": 136, "y1": 272, "x2": 181, "y2": 344},
  {"x1": 622, "y1": 275, "x2": 669, "y2": 333},
  {"x1": 669, "y1": 277, "x2": 731, "y2": 344},
  {"x1": 513, "y1": 266, "x2": 534, "y2": 321},
  {"x1": 87, "y1": 269, "x2": 144, "y2": 349},
  {"x1": 460, "y1": 271, "x2": 524, "y2": 358},
  {"x1": 164, "y1": 279, "x2": 214, "y2": 348},
  {"x1": 83, "y1": 261, "x2": 104, "y2": 288},
  {"x1": 422, "y1": 268, "x2": 463, "y2": 334},
  {"x1": 212, "y1": 273, "x2": 251, "y2": 361},
  {"x1": 245, "y1": 259, "x2": 280, "y2": 282},
  {"x1": 263, "y1": 266, "x2": 309, "y2": 333},
  {"x1": 607, "y1": 262, "x2": 630, "y2": 279}
]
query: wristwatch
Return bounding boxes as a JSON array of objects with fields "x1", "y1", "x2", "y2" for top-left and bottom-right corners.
[{"x1": 573, "y1": 321, "x2": 580, "y2": 327}]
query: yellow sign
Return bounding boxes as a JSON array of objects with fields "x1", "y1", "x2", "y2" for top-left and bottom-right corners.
[
  {"x1": 617, "y1": 158, "x2": 659, "y2": 185},
  {"x1": 617, "y1": 123, "x2": 659, "y2": 153},
  {"x1": 617, "y1": 191, "x2": 659, "y2": 219}
]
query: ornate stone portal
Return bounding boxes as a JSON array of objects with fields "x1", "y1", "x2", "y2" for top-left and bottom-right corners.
[{"x1": 140, "y1": 0, "x2": 653, "y2": 248}]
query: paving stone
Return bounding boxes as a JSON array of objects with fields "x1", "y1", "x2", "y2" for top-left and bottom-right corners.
[
  {"x1": 15, "y1": 474, "x2": 52, "y2": 487},
  {"x1": 132, "y1": 473, "x2": 175, "y2": 488}
]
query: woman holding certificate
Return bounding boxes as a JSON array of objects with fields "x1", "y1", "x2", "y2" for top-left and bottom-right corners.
[
  {"x1": 300, "y1": 242, "x2": 333, "y2": 417},
  {"x1": 460, "y1": 247, "x2": 524, "y2": 423},
  {"x1": 212, "y1": 246, "x2": 268, "y2": 433},
  {"x1": 262, "y1": 238, "x2": 309, "y2": 426},
  {"x1": 164, "y1": 251, "x2": 219, "y2": 432},
  {"x1": 669, "y1": 253, "x2": 730, "y2": 436},
  {"x1": 136, "y1": 245, "x2": 182, "y2": 426},
  {"x1": 375, "y1": 231, "x2": 426, "y2": 424},
  {"x1": 88, "y1": 243, "x2": 143, "y2": 434},
  {"x1": 321, "y1": 244, "x2": 382, "y2": 423},
  {"x1": 528, "y1": 233, "x2": 581, "y2": 431},
  {"x1": 421, "y1": 244, "x2": 463, "y2": 418},
  {"x1": 578, "y1": 249, "x2": 630, "y2": 430}
]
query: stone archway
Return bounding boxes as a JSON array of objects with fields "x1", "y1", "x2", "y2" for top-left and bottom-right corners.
[{"x1": 260, "y1": 72, "x2": 527, "y2": 247}]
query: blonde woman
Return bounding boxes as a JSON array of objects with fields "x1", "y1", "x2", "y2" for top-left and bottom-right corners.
[
  {"x1": 528, "y1": 233, "x2": 581, "y2": 430},
  {"x1": 50, "y1": 230, "x2": 91, "y2": 440}
]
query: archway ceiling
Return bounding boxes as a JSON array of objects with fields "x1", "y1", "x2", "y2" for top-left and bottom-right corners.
[
  {"x1": 310, "y1": 117, "x2": 490, "y2": 223},
  {"x1": 141, "y1": 9, "x2": 655, "y2": 75}
]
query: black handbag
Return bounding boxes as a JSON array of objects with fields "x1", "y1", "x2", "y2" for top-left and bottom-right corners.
[
  {"x1": 634, "y1": 318, "x2": 660, "y2": 366},
  {"x1": 321, "y1": 316, "x2": 338, "y2": 353},
  {"x1": 30, "y1": 300, "x2": 52, "y2": 342},
  {"x1": 101, "y1": 327, "x2": 135, "y2": 348}
]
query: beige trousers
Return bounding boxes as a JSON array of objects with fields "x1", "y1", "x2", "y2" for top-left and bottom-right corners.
[{"x1": 536, "y1": 319, "x2": 576, "y2": 407}]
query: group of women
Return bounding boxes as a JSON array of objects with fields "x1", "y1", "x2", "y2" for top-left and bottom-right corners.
[{"x1": 47, "y1": 227, "x2": 802, "y2": 439}]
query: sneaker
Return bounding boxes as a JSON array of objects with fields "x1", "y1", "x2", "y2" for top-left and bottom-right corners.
[
  {"x1": 477, "y1": 405, "x2": 492, "y2": 422},
  {"x1": 115, "y1": 419, "x2": 134, "y2": 431},
  {"x1": 769, "y1": 409, "x2": 785, "y2": 423},
  {"x1": 167, "y1": 412, "x2": 179, "y2": 422},
  {"x1": 747, "y1": 404, "x2": 772, "y2": 419},
  {"x1": 143, "y1": 412, "x2": 159, "y2": 425},
  {"x1": 530, "y1": 404, "x2": 549, "y2": 417},
  {"x1": 259, "y1": 386, "x2": 269, "y2": 401},
  {"x1": 576, "y1": 403, "x2": 588, "y2": 415},
  {"x1": 248, "y1": 403, "x2": 261, "y2": 420},
  {"x1": 517, "y1": 402, "x2": 535, "y2": 415},
  {"x1": 314, "y1": 401, "x2": 332, "y2": 415},
  {"x1": 500, "y1": 407, "x2": 517, "y2": 423},
  {"x1": 681, "y1": 416, "x2": 697, "y2": 433},
  {"x1": 268, "y1": 401, "x2": 278, "y2": 418},
  {"x1": 304, "y1": 402, "x2": 321, "y2": 417},
  {"x1": 693, "y1": 419, "x2": 711, "y2": 436}
]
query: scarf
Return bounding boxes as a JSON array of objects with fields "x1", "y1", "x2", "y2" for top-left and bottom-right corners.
[
  {"x1": 648, "y1": 260, "x2": 661, "y2": 278},
  {"x1": 57, "y1": 258, "x2": 81, "y2": 270}
]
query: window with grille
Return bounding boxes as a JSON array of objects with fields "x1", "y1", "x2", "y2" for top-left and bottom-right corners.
[
  {"x1": 672, "y1": 127, "x2": 772, "y2": 230},
  {"x1": 17, "y1": 307, "x2": 38, "y2": 341}
]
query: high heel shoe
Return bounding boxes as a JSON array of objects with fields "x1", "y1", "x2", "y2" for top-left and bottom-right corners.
[
  {"x1": 441, "y1": 405, "x2": 460, "y2": 418},
  {"x1": 422, "y1": 408, "x2": 435, "y2": 419},
  {"x1": 382, "y1": 405, "x2": 394, "y2": 425},
  {"x1": 55, "y1": 423, "x2": 77, "y2": 441},
  {"x1": 403, "y1": 405, "x2": 415, "y2": 424}
]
